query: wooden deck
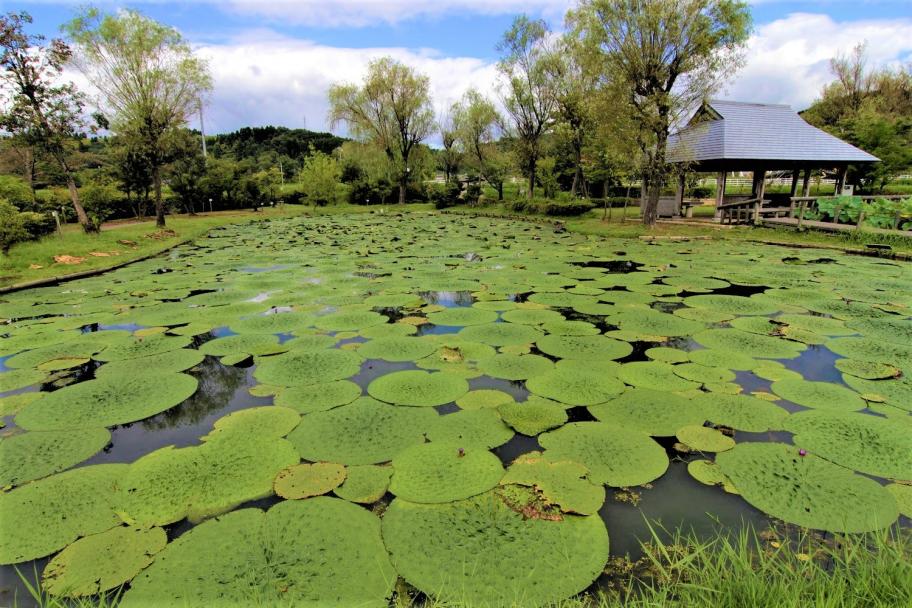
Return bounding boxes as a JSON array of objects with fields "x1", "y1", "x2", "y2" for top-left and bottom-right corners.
[{"x1": 761, "y1": 216, "x2": 912, "y2": 237}]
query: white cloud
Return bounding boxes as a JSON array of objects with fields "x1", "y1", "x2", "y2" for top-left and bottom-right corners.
[
  {"x1": 195, "y1": 32, "x2": 499, "y2": 139},
  {"x1": 224, "y1": 0, "x2": 572, "y2": 27},
  {"x1": 722, "y1": 13, "x2": 912, "y2": 110}
]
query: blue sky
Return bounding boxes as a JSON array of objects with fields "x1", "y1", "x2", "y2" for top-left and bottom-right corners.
[{"x1": 8, "y1": 1, "x2": 912, "y2": 136}]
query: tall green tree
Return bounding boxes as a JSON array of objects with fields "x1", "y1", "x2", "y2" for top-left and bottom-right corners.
[
  {"x1": 570, "y1": 0, "x2": 751, "y2": 225},
  {"x1": 451, "y1": 89, "x2": 510, "y2": 200},
  {"x1": 65, "y1": 8, "x2": 212, "y2": 227},
  {"x1": 437, "y1": 112, "x2": 462, "y2": 185},
  {"x1": 328, "y1": 57, "x2": 434, "y2": 204},
  {"x1": 497, "y1": 15, "x2": 556, "y2": 199},
  {"x1": 0, "y1": 12, "x2": 95, "y2": 231}
]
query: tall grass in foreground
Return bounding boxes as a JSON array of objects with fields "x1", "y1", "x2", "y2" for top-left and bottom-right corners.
[{"x1": 15, "y1": 524, "x2": 911, "y2": 608}]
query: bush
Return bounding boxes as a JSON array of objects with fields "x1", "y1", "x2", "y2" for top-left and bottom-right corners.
[
  {"x1": 429, "y1": 181, "x2": 462, "y2": 209},
  {"x1": 690, "y1": 186, "x2": 714, "y2": 198},
  {"x1": 20, "y1": 212, "x2": 56, "y2": 239},
  {"x1": 348, "y1": 178, "x2": 394, "y2": 205},
  {"x1": 0, "y1": 199, "x2": 29, "y2": 254},
  {"x1": 464, "y1": 182, "x2": 483, "y2": 206},
  {"x1": 79, "y1": 183, "x2": 119, "y2": 229},
  {"x1": 504, "y1": 197, "x2": 595, "y2": 216}
]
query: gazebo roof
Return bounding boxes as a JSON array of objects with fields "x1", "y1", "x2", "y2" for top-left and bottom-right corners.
[{"x1": 667, "y1": 100, "x2": 879, "y2": 170}]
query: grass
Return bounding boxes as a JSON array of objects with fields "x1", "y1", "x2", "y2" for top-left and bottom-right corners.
[
  {"x1": 13, "y1": 524, "x2": 910, "y2": 608},
  {"x1": 0, "y1": 204, "x2": 433, "y2": 289}
]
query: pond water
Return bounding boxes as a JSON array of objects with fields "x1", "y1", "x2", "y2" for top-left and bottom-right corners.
[{"x1": 1, "y1": 213, "x2": 910, "y2": 607}]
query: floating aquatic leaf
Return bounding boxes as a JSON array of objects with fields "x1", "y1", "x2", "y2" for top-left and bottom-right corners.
[
  {"x1": 287, "y1": 397, "x2": 438, "y2": 465},
  {"x1": 457, "y1": 322, "x2": 544, "y2": 346},
  {"x1": 202, "y1": 406, "x2": 300, "y2": 441},
  {"x1": 273, "y1": 380, "x2": 362, "y2": 414},
  {"x1": 500, "y1": 308, "x2": 565, "y2": 325},
  {"x1": 498, "y1": 397, "x2": 569, "y2": 436},
  {"x1": 0, "y1": 464, "x2": 127, "y2": 564},
  {"x1": 527, "y1": 367, "x2": 626, "y2": 406},
  {"x1": 95, "y1": 348, "x2": 204, "y2": 378},
  {"x1": 334, "y1": 465, "x2": 392, "y2": 504},
  {"x1": 16, "y1": 373, "x2": 198, "y2": 430},
  {"x1": 122, "y1": 498, "x2": 396, "y2": 608},
  {"x1": 456, "y1": 389, "x2": 514, "y2": 410},
  {"x1": 253, "y1": 348, "x2": 362, "y2": 387},
  {"x1": 274, "y1": 462, "x2": 347, "y2": 499},
  {"x1": 672, "y1": 363, "x2": 736, "y2": 385},
  {"x1": 688, "y1": 348, "x2": 758, "y2": 371},
  {"x1": 501, "y1": 452, "x2": 604, "y2": 515},
  {"x1": 382, "y1": 491, "x2": 608, "y2": 607},
  {"x1": 314, "y1": 309, "x2": 389, "y2": 332},
  {"x1": 612, "y1": 309, "x2": 705, "y2": 337},
  {"x1": 426, "y1": 408, "x2": 514, "y2": 448},
  {"x1": 476, "y1": 353, "x2": 554, "y2": 380},
  {"x1": 692, "y1": 393, "x2": 788, "y2": 432},
  {"x1": 684, "y1": 294, "x2": 780, "y2": 316},
  {"x1": 356, "y1": 336, "x2": 437, "y2": 361},
  {"x1": 94, "y1": 334, "x2": 192, "y2": 362},
  {"x1": 716, "y1": 442, "x2": 898, "y2": 533},
  {"x1": 390, "y1": 442, "x2": 504, "y2": 503},
  {"x1": 646, "y1": 347, "x2": 690, "y2": 364},
  {"x1": 42, "y1": 526, "x2": 167, "y2": 597},
  {"x1": 771, "y1": 378, "x2": 866, "y2": 412},
  {"x1": 687, "y1": 460, "x2": 726, "y2": 486},
  {"x1": 536, "y1": 334, "x2": 632, "y2": 361},
  {"x1": 618, "y1": 361, "x2": 699, "y2": 392},
  {"x1": 886, "y1": 483, "x2": 912, "y2": 518},
  {"x1": 589, "y1": 389, "x2": 707, "y2": 437},
  {"x1": 0, "y1": 428, "x2": 110, "y2": 488},
  {"x1": 0, "y1": 368, "x2": 47, "y2": 392},
  {"x1": 825, "y1": 337, "x2": 912, "y2": 366},
  {"x1": 228, "y1": 311, "x2": 315, "y2": 334},
  {"x1": 539, "y1": 422, "x2": 668, "y2": 487},
  {"x1": 693, "y1": 329, "x2": 805, "y2": 359},
  {"x1": 841, "y1": 375, "x2": 912, "y2": 411},
  {"x1": 834, "y1": 359, "x2": 901, "y2": 380},
  {"x1": 198, "y1": 334, "x2": 286, "y2": 357},
  {"x1": 367, "y1": 370, "x2": 468, "y2": 407},
  {"x1": 0, "y1": 391, "x2": 43, "y2": 416},
  {"x1": 426, "y1": 307, "x2": 498, "y2": 326},
  {"x1": 676, "y1": 425, "x2": 735, "y2": 452},
  {"x1": 784, "y1": 410, "x2": 912, "y2": 481}
]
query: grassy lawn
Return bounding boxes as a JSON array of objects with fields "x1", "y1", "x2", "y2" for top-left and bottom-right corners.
[{"x1": 1, "y1": 204, "x2": 433, "y2": 289}]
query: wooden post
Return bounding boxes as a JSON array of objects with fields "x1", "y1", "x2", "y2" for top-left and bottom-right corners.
[
  {"x1": 835, "y1": 166, "x2": 848, "y2": 195},
  {"x1": 790, "y1": 170, "x2": 800, "y2": 196},
  {"x1": 715, "y1": 171, "x2": 726, "y2": 220},
  {"x1": 802, "y1": 168, "x2": 812, "y2": 197},
  {"x1": 797, "y1": 201, "x2": 808, "y2": 229}
]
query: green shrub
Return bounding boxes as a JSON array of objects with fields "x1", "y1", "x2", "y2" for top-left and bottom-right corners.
[
  {"x1": 0, "y1": 199, "x2": 28, "y2": 254},
  {"x1": 504, "y1": 197, "x2": 595, "y2": 216},
  {"x1": 79, "y1": 183, "x2": 119, "y2": 229},
  {"x1": 20, "y1": 212, "x2": 56, "y2": 239},
  {"x1": 429, "y1": 181, "x2": 462, "y2": 209}
]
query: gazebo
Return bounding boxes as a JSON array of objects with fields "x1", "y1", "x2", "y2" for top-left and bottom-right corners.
[{"x1": 666, "y1": 100, "x2": 879, "y2": 218}]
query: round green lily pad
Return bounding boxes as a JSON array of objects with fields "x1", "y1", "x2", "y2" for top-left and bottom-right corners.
[
  {"x1": 612, "y1": 309, "x2": 705, "y2": 337},
  {"x1": 536, "y1": 334, "x2": 632, "y2": 361},
  {"x1": 382, "y1": 491, "x2": 608, "y2": 607},
  {"x1": 274, "y1": 463, "x2": 347, "y2": 499},
  {"x1": 228, "y1": 311, "x2": 315, "y2": 334},
  {"x1": 688, "y1": 348, "x2": 758, "y2": 371},
  {"x1": 692, "y1": 393, "x2": 788, "y2": 432},
  {"x1": 784, "y1": 410, "x2": 912, "y2": 481},
  {"x1": 687, "y1": 459, "x2": 726, "y2": 486},
  {"x1": 589, "y1": 389, "x2": 707, "y2": 437},
  {"x1": 426, "y1": 409, "x2": 514, "y2": 448},
  {"x1": 0, "y1": 391, "x2": 43, "y2": 416},
  {"x1": 501, "y1": 308, "x2": 565, "y2": 325},
  {"x1": 539, "y1": 422, "x2": 668, "y2": 487},
  {"x1": 254, "y1": 348, "x2": 362, "y2": 387},
  {"x1": 457, "y1": 322, "x2": 543, "y2": 346},
  {"x1": 198, "y1": 334, "x2": 286, "y2": 357},
  {"x1": 42, "y1": 526, "x2": 167, "y2": 597},
  {"x1": 498, "y1": 398, "x2": 569, "y2": 436},
  {"x1": 676, "y1": 425, "x2": 735, "y2": 452},
  {"x1": 287, "y1": 397, "x2": 439, "y2": 465},
  {"x1": 0, "y1": 368, "x2": 47, "y2": 392},
  {"x1": 426, "y1": 307, "x2": 498, "y2": 326},
  {"x1": 94, "y1": 334, "x2": 192, "y2": 362},
  {"x1": 122, "y1": 498, "x2": 396, "y2": 608},
  {"x1": 359, "y1": 322, "x2": 416, "y2": 339},
  {"x1": 0, "y1": 464, "x2": 127, "y2": 564},
  {"x1": 314, "y1": 310, "x2": 388, "y2": 332},
  {"x1": 684, "y1": 294, "x2": 779, "y2": 316},
  {"x1": 476, "y1": 353, "x2": 554, "y2": 380},
  {"x1": 646, "y1": 347, "x2": 691, "y2": 364},
  {"x1": 672, "y1": 363, "x2": 736, "y2": 385},
  {"x1": 367, "y1": 370, "x2": 468, "y2": 407},
  {"x1": 771, "y1": 378, "x2": 866, "y2": 411},
  {"x1": 0, "y1": 428, "x2": 111, "y2": 488},
  {"x1": 334, "y1": 465, "x2": 392, "y2": 504},
  {"x1": 885, "y1": 483, "x2": 912, "y2": 518},
  {"x1": 618, "y1": 361, "x2": 700, "y2": 392},
  {"x1": 834, "y1": 359, "x2": 901, "y2": 380},
  {"x1": 15, "y1": 373, "x2": 198, "y2": 431},
  {"x1": 356, "y1": 336, "x2": 437, "y2": 362},
  {"x1": 716, "y1": 442, "x2": 899, "y2": 533},
  {"x1": 527, "y1": 367, "x2": 626, "y2": 406},
  {"x1": 203, "y1": 406, "x2": 300, "y2": 441},
  {"x1": 390, "y1": 442, "x2": 504, "y2": 503},
  {"x1": 96, "y1": 349, "x2": 204, "y2": 378},
  {"x1": 273, "y1": 380, "x2": 362, "y2": 414},
  {"x1": 693, "y1": 329, "x2": 805, "y2": 359},
  {"x1": 825, "y1": 337, "x2": 912, "y2": 366},
  {"x1": 502, "y1": 452, "x2": 604, "y2": 515},
  {"x1": 456, "y1": 389, "x2": 514, "y2": 410}
]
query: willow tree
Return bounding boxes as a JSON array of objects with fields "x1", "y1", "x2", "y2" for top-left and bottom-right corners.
[
  {"x1": 570, "y1": 0, "x2": 751, "y2": 225},
  {"x1": 497, "y1": 16, "x2": 556, "y2": 199},
  {"x1": 328, "y1": 57, "x2": 434, "y2": 205},
  {"x1": 65, "y1": 8, "x2": 212, "y2": 227},
  {"x1": 0, "y1": 12, "x2": 94, "y2": 231},
  {"x1": 451, "y1": 89, "x2": 509, "y2": 200}
]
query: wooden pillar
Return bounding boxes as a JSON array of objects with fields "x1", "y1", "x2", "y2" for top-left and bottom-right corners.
[
  {"x1": 675, "y1": 172, "x2": 686, "y2": 217},
  {"x1": 789, "y1": 170, "x2": 800, "y2": 196},
  {"x1": 802, "y1": 168, "x2": 812, "y2": 197},
  {"x1": 835, "y1": 166, "x2": 848, "y2": 195},
  {"x1": 754, "y1": 169, "x2": 767, "y2": 201},
  {"x1": 715, "y1": 171, "x2": 726, "y2": 220}
]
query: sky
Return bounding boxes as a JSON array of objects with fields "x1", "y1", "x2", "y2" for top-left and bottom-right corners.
[{"x1": 7, "y1": 0, "x2": 912, "y2": 138}]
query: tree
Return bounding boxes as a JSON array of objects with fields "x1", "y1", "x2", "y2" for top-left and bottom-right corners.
[
  {"x1": 570, "y1": 0, "x2": 751, "y2": 225},
  {"x1": 451, "y1": 89, "x2": 510, "y2": 200},
  {"x1": 328, "y1": 57, "x2": 434, "y2": 205},
  {"x1": 437, "y1": 112, "x2": 462, "y2": 184},
  {"x1": 168, "y1": 129, "x2": 207, "y2": 215},
  {"x1": 299, "y1": 150, "x2": 342, "y2": 206},
  {"x1": 497, "y1": 15, "x2": 556, "y2": 200},
  {"x1": 0, "y1": 12, "x2": 95, "y2": 231},
  {"x1": 0, "y1": 199, "x2": 28, "y2": 254},
  {"x1": 65, "y1": 8, "x2": 212, "y2": 227}
]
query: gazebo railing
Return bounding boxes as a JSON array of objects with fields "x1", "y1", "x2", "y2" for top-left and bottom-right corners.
[{"x1": 789, "y1": 195, "x2": 910, "y2": 230}]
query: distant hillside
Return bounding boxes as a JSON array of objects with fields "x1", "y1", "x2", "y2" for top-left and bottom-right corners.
[{"x1": 207, "y1": 126, "x2": 347, "y2": 161}]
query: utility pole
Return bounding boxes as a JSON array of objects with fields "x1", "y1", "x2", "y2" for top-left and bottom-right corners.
[{"x1": 199, "y1": 100, "x2": 208, "y2": 160}]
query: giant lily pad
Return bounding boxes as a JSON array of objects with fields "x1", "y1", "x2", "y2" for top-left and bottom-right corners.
[
  {"x1": 93, "y1": 334, "x2": 191, "y2": 362},
  {"x1": 771, "y1": 378, "x2": 866, "y2": 411},
  {"x1": 498, "y1": 397, "x2": 569, "y2": 436},
  {"x1": 15, "y1": 373, "x2": 198, "y2": 430},
  {"x1": 538, "y1": 422, "x2": 668, "y2": 487},
  {"x1": 426, "y1": 307, "x2": 498, "y2": 326},
  {"x1": 476, "y1": 353, "x2": 553, "y2": 380},
  {"x1": 501, "y1": 452, "x2": 604, "y2": 515},
  {"x1": 198, "y1": 334, "x2": 286, "y2": 357},
  {"x1": 692, "y1": 393, "x2": 788, "y2": 432},
  {"x1": 274, "y1": 463, "x2": 347, "y2": 499},
  {"x1": 356, "y1": 336, "x2": 437, "y2": 361},
  {"x1": 536, "y1": 334, "x2": 632, "y2": 361},
  {"x1": 784, "y1": 410, "x2": 912, "y2": 481},
  {"x1": 426, "y1": 409, "x2": 514, "y2": 448},
  {"x1": 693, "y1": 329, "x2": 805, "y2": 359},
  {"x1": 0, "y1": 428, "x2": 111, "y2": 488},
  {"x1": 457, "y1": 322, "x2": 543, "y2": 346},
  {"x1": 382, "y1": 491, "x2": 608, "y2": 607},
  {"x1": 253, "y1": 348, "x2": 362, "y2": 387},
  {"x1": 676, "y1": 425, "x2": 735, "y2": 452},
  {"x1": 273, "y1": 380, "x2": 362, "y2": 414},
  {"x1": 589, "y1": 389, "x2": 707, "y2": 436},
  {"x1": 334, "y1": 465, "x2": 392, "y2": 504},
  {"x1": 716, "y1": 442, "x2": 899, "y2": 533},
  {"x1": 367, "y1": 370, "x2": 468, "y2": 407},
  {"x1": 390, "y1": 442, "x2": 504, "y2": 503},
  {"x1": 122, "y1": 498, "x2": 396, "y2": 608},
  {"x1": 95, "y1": 349, "x2": 204, "y2": 378},
  {"x1": 612, "y1": 309, "x2": 705, "y2": 337},
  {"x1": 287, "y1": 397, "x2": 438, "y2": 465},
  {"x1": 314, "y1": 310, "x2": 388, "y2": 332},
  {"x1": 0, "y1": 464, "x2": 127, "y2": 564},
  {"x1": 527, "y1": 367, "x2": 626, "y2": 406},
  {"x1": 618, "y1": 362, "x2": 700, "y2": 392},
  {"x1": 42, "y1": 526, "x2": 167, "y2": 597}
]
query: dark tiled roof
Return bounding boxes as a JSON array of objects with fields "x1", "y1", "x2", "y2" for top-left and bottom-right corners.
[{"x1": 668, "y1": 100, "x2": 879, "y2": 163}]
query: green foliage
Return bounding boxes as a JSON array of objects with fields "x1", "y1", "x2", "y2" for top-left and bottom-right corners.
[
  {"x1": 0, "y1": 428, "x2": 111, "y2": 488},
  {"x1": 297, "y1": 149, "x2": 342, "y2": 206},
  {"x1": 390, "y1": 442, "x2": 504, "y2": 503},
  {"x1": 505, "y1": 196, "x2": 595, "y2": 216},
  {"x1": 274, "y1": 463, "x2": 347, "y2": 499},
  {"x1": 501, "y1": 452, "x2": 605, "y2": 515},
  {"x1": 78, "y1": 182, "x2": 119, "y2": 229},
  {"x1": 333, "y1": 464, "x2": 391, "y2": 504},
  {"x1": 0, "y1": 199, "x2": 29, "y2": 254},
  {"x1": 367, "y1": 369, "x2": 469, "y2": 407}
]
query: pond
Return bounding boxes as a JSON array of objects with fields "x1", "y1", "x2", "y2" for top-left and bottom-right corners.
[{"x1": 1, "y1": 213, "x2": 910, "y2": 607}]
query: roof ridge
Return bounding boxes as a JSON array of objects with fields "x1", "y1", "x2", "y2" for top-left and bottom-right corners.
[{"x1": 710, "y1": 99, "x2": 792, "y2": 109}]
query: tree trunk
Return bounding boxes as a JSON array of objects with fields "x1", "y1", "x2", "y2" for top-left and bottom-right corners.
[
  {"x1": 154, "y1": 166, "x2": 166, "y2": 228},
  {"x1": 398, "y1": 179, "x2": 407, "y2": 205},
  {"x1": 527, "y1": 160, "x2": 536, "y2": 200},
  {"x1": 60, "y1": 160, "x2": 95, "y2": 233},
  {"x1": 497, "y1": 182, "x2": 503, "y2": 201},
  {"x1": 643, "y1": 173, "x2": 661, "y2": 227}
]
